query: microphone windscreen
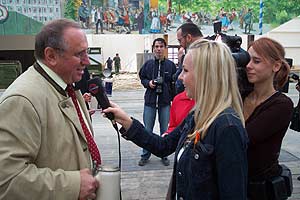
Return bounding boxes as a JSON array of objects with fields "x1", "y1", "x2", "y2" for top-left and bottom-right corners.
[{"x1": 88, "y1": 78, "x2": 114, "y2": 120}]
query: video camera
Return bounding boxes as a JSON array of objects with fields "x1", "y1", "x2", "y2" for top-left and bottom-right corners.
[
  {"x1": 290, "y1": 73, "x2": 299, "y2": 82},
  {"x1": 280, "y1": 58, "x2": 294, "y2": 93},
  {"x1": 205, "y1": 33, "x2": 253, "y2": 98}
]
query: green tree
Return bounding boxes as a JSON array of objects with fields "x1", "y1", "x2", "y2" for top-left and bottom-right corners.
[
  {"x1": 264, "y1": 0, "x2": 300, "y2": 26},
  {"x1": 160, "y1": 0, "x2": 300, "y2": 26},
  {"x1": 64, "y1": 0, "x2": 82, "y2": 20}
]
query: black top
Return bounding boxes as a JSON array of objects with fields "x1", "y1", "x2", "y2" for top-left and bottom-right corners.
[
  {"x1": 245, "y1": 92, "x2": 293, "y2": 181},
  {"x1": 75, "y1": 67, "x2": 90, "y2": 94}
]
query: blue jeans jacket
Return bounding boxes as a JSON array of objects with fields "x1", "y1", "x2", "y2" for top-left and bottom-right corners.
[{"x1": 121, "y1": 107, "x2": 248, "y2": 200}]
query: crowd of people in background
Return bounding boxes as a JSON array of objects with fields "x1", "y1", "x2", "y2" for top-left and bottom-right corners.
[
  {"x1": 214, "y1": 6, "x2": 253, "y2": 33},
  {"x1": 77, "y1": 2, "x2": 254, "y2": 35},
  {"x1": 78, "y1": 2, "x2": 145, "y2": 34}
]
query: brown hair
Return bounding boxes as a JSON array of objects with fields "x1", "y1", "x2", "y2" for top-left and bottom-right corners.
[
  {"x1": 35, "y1": 18, "x2": 81, "y2": 60},
  {"x1": 249, "y1": 37, "x2": 290, "y2": 89}
]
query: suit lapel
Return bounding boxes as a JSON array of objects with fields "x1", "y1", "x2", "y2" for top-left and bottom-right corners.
[
  {"x1": 75, "y1": 90, "x2": 94, "y2": 136},
  {"x1": 34, "y1": 61, "x2": 92, "y2": 142},
  {"x1": 59, "y1": 98, "x2": 87, "y2": 143}
]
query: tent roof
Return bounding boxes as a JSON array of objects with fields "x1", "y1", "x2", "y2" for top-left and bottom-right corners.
[{"x1": 270, "y1": 16, "x2": 300, "y2": 33}]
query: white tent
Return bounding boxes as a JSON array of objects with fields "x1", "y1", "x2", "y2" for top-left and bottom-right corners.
[{"x1": 266, "y1": 16, "x2": 300, "y2": 67}]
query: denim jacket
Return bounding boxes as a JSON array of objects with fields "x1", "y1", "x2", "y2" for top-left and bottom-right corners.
[{"x1": 121, "y1": 107, "x2": 248, "y2": 200}]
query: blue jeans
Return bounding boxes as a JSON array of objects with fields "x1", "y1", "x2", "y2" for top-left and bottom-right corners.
[{"x1": 141, "y1": 105, "x2": 170, "y2": 160}]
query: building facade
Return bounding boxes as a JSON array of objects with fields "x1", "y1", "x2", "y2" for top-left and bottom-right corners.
[{"x1": 1, "y1": 0, "x2": 62, "y2": 23}]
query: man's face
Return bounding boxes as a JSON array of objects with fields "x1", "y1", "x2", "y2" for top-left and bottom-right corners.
[
  {"x1": 176, "y1": 29, "x2": 187, "y2": 49},
  {"x1": 179, "y1": 52, "x2": 195, "y2": 99},
  {"x1": 153, "y1": 41, "x2": 165, "y2": 60},
  {"x1": 55, "y1": 27, "x2": 90, "y2": 84}
]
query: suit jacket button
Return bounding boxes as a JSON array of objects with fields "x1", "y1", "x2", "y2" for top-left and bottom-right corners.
[
  {"x1": 62, "y1": 103, "x2": 68, "y2": 108},
  {"x1": 83, "y1": 146, "x2": 88, "y2": 151}
]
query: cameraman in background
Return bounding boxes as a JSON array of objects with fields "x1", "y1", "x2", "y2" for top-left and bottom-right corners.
[{"x1": 138, "y1": 38, "x2": 177, "y2": 166}]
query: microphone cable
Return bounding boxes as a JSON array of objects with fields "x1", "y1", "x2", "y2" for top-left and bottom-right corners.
[
  {"x1": 110, "y1": 120, "x2": 122, "y2": 200},
  {"x1": 111, "y1": 120, "x2": 121, "y2": 172}
]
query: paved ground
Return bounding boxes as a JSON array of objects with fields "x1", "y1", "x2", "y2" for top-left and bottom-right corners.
[
  {"x1": 89, "y1": 82, "x2": 300, "y2": 200},
  {"x1": 0, "y1": 80, "x2": 299, "y2": 199}
]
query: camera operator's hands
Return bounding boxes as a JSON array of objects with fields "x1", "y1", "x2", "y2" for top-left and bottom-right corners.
[
  {"x1": 149, "y1": 80, "x2": 156, "y2": 89},
  {"x1": 103, "y1": 102, "x2": 133, "y2": 130}
]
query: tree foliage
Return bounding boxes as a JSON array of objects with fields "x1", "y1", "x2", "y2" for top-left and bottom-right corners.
[
  {"x1": 64, "y1": 0, "x2": 82, "y2": 20},
  {"x1": 163, "y1": 0, "x2": 300, "y2": 25}
]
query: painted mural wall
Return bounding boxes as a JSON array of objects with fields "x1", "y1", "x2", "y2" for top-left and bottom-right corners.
[{"x1": 0, "y1": 0, "x2": 299, "y2": 36}]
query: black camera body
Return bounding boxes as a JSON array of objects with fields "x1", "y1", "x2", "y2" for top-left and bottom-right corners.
[
  {"x1": 153, "y1": 76, "x2": 163, "y2": 94},
  {"x1": 205, "y1": 33, "x2": 252, "y2": 98}
]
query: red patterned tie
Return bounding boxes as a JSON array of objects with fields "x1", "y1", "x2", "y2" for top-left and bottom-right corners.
[{"x1": 67, "y1": 85, "x2": 101, "y2": 166}]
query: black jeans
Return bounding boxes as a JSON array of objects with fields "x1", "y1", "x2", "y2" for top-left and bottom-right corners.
[{"x1": 96, "y1": 19, "x2": 103, "y2": 34}]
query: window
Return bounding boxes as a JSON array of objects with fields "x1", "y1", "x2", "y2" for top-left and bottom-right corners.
[{"x1": 167, "y1": 45, "x2": 180, "y2": 65}]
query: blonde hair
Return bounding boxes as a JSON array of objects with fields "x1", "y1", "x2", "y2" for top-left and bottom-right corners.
[{"x1": 187, "y1": 39, "x2": 244, "y2": 140}]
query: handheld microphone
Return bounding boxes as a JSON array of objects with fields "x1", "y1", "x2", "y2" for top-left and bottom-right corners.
[
  {"x1": 87, "y1": 77, "x2": 114, "y2": 121},
  {"x1": 88, "y1": 79, "x2": 122, "y2": 200}
]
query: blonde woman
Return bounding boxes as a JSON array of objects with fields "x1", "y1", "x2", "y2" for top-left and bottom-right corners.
[{"x1": 104, "y1": 39, "x2": 248, "y2": 199}]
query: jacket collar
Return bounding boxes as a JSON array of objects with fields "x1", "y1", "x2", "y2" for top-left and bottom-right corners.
[{"x1": 33, "y1": 62, "x2": 67, "y2": 97}]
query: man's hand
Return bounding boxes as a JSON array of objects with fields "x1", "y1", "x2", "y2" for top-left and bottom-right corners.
[
  {"x1": 83, "y1": 93, "x2": 92, "y2": 103},
  {"x1": 149, "y1": 80, "x2": 156, "y2": 89},
  {"x1": 79, "y1": 168, "x2": 99, "y2": 200},
  {"x1": 88, "y1": 109, "x2": 96, "y2": 115}
]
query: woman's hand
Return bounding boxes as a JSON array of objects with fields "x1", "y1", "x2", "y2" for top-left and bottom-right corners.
[{"x1": 102, "y1": 102, "x2": 133, "y2": 130}]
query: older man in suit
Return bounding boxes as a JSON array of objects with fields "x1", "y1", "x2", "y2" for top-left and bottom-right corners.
[{"x1": 0, "y1": 19, "x2": 99, "y2": 200}]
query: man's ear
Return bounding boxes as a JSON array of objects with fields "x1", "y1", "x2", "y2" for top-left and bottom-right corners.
[
  {"x1": 44, "y1": 47, "x2": 59, "y2": 66},
  {"x1": 186, "y1": 34, "x2": 192, "y2": 43}
]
